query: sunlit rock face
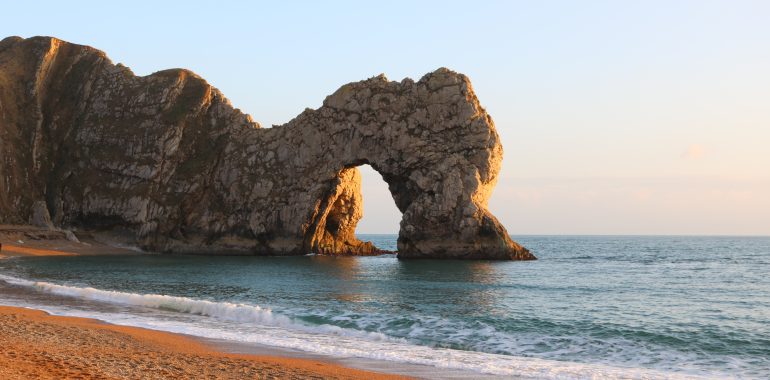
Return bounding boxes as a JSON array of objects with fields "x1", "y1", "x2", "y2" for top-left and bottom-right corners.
[{"x1": 0, "y1": 36, "x2": 534, "y2": 260}]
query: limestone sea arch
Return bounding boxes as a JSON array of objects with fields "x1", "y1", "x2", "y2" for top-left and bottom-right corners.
[{"x1": 0, "y1": 36, "x2": 534, "y2": 260}]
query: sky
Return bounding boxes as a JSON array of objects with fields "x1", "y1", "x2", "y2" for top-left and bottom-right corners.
[{"x1": 4, "y1": 1, "x2": 769, "y2": 235}]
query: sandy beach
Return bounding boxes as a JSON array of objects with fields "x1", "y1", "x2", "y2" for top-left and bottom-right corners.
[
  {"x1": 0, "y1": 306, "x2": 409, "y2": 380},
  {"x1": 0, "y1": 225, "x2": 140, "y2": 258},
  {"x1": 0, "y1": 225, "x2": 409, "y2": 380}
]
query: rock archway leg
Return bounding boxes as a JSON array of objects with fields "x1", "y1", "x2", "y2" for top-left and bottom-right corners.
[{"x1": 305, "y1": 167, "x2": 382, "y2": 255}]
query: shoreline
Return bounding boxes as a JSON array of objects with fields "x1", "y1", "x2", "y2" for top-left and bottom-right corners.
[
  {"x1": 0, "y1": 228, "x2": 743, "y2": 379},
  {"x1": 0, "y1": 224, "x2": 142, "y2": 259},
  {"x1": 0, "y1": 305, "x2": 409, "y2": 380},
  {"x1": 0, "y1": 225, "x2": 414, "y2": 379}
]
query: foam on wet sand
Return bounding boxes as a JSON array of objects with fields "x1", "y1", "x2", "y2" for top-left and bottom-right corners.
[{"x1": 0, "y1": 305, "x2": 408, "y2": 380}]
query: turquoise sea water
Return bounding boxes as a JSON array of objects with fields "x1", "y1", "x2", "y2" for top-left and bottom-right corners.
[{"x1": 1, "y1": 235, "x2": 768, "y2": 379}]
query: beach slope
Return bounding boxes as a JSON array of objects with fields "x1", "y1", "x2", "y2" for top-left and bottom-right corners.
[{"x1": 0, "y1": 306, "x2": 407, "y2": 380}]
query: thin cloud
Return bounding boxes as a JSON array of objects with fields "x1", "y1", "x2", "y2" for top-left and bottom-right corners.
[{"x1": 682, "y1": 144, "x2": 706, "y2": 160}]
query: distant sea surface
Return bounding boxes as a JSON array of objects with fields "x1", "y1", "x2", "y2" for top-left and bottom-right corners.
[{"x1": 1, "y1": 235, "x2": 768, "y2": 379}]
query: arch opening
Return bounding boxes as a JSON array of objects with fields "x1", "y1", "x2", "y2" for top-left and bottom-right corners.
[
  {"x1": 354, "y1": 164, "x2": 402, "y2": 253},
  {"x1": 305, "y1": 164, "x2": 402, "y2": 256}
]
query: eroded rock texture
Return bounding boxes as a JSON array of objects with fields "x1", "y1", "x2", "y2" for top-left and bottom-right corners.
[{"x1": 0, "y1": 36, "x2": 534, "y2": 260}]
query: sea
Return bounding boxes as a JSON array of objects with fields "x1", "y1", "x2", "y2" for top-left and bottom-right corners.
[{"x1": 0, "y1": 235, "x2": 768, "y2": 379}]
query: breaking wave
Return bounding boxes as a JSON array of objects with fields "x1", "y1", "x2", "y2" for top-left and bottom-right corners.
[{"x1": 0, "y1": 273, "x2": 713, "y2": 379}]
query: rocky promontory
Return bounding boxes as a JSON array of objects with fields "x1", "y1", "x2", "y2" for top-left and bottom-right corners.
[{"x1": 0, "y1": 36, "x2": 534, "y2": 260}]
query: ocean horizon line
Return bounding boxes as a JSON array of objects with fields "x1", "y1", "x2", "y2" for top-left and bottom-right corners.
[{"x1": 357, "y1": 232, "x2": 770, "y2": 238}]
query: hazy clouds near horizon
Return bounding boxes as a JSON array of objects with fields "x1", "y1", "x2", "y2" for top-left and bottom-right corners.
[{"x1": 5, "y1": 1, "x2": 769, "y2": 235}]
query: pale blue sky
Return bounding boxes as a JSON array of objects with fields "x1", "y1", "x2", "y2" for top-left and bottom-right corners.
[{"x1": 4, "y1": 1, "x2": 769, "y2": 234}]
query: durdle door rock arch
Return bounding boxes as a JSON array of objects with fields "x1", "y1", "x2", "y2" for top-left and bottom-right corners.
[{"x1": 0, "y1": 36, "x2": 535, "y2": 260}]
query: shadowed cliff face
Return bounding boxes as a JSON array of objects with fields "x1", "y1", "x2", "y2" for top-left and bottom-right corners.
[{"x1": 0, "y1": 36, "x2": 534, "y2": 260}]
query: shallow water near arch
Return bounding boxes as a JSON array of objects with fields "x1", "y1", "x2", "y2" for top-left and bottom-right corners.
[{"x1": 1, "y1": 235, "x2": 769, "y2": 379}]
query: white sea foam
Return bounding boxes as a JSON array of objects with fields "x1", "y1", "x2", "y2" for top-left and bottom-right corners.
[
  {"x1": 0, "y1": 274, "x2": 392, "y2": 342},
  {"x1": 0, "y1": 274, "x2": 714, "y2": 379}
]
